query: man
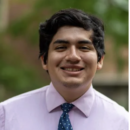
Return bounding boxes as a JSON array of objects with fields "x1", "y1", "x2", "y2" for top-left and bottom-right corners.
[{"x1": 0, "y1": 9, "x2": 128, "y2": 130}]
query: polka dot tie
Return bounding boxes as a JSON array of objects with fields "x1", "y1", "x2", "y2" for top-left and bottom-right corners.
[{"x1": 58, "y1": 103, "x2": 74, "y2": 130}]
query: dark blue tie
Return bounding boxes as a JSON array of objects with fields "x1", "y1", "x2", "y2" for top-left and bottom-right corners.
[{"x1": 58, "y1": 103, "x2": 74, "y2": 130}]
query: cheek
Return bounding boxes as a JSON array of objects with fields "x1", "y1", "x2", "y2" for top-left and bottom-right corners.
[
  {"x1": 48, "y1": 52, "x2": 65, "y2": 67},
  {"x1": 81, "y1": 53, "x2": 98, "y2": 66}
]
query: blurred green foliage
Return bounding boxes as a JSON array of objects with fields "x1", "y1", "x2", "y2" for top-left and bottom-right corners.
[
  {"x1": 0, "y1": 40, "x2": 44, "y2": 101},
  {"x1": 0, "y1": 0, "x2": 128, "y2": 104}
]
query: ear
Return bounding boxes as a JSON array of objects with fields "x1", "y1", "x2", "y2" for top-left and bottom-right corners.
[
  {"x1": 97, "y1": 56, "x2": 104, "y2": 70},
  {"x1": 40, "y1": 56, "x2": 48, "y2": 70}
]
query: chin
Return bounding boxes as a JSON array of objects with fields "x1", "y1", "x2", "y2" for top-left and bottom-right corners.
[{"x1": 62, "y1": 80, "x2": 83, "y2": 89}]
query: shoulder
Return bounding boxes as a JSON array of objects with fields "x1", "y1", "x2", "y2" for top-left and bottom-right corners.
[
  {"x1": 0, "y1": 103, "x2": 5, "y2": 130},
  {"x1": 94, "y1": 89, "x2": 128, "y2": 129},
  {"x1": 0, "y1": 85, "x2": 49, "y2": 108},
  {"x1": 94, "y1": 89, "x2": 127, "y2": 109},
  {"x1": 0, "y1": 85, "x2": 49, "y2": 130},
  {"x1": 94, "y1": 89, "x2": 128, "y2": 114}
]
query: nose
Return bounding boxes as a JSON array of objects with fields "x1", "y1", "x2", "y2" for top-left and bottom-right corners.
[{"x1": 65, "y1": 46, "x2": 81, "y2": 63}]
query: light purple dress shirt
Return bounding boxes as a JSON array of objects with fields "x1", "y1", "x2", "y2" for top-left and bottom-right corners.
[{"x1": 0, "y1": 83, "x2": 128, "y2": 130}]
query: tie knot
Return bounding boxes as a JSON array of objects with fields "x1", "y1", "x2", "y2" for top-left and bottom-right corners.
[{"x1": 61, "y1": 103, "x2": 74, "y2": 113}]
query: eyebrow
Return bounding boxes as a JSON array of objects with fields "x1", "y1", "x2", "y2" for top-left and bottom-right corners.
[
  {"x1": 53, "y1": 40, "x2": 69, "y2": 44},
  {"x1": 78, "y1": 40, "x2": 92, "y2": 44},
  {"x1": 53, "y1": 39, "x2": 92, "y2": 44}
]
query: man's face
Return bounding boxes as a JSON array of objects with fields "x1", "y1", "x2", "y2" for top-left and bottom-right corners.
[{"x1": 42, "y1": 26, "x2": 103, "y2": 90}]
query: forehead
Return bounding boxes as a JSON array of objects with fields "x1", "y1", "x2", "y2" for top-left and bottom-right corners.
[{"x1": 51, "y1": 26, "x2": 93, "y2": 43}]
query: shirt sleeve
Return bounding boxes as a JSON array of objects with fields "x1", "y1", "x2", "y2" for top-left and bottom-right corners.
[
  {"x1": 0, "y1": 104, "x2": 5, "y2": 130},
  {"x1": 119, "y1": 111, "x2": 129, "y2": 130}
]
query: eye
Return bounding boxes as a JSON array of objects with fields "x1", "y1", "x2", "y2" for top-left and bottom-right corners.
[
  {"x1": 79, "y1": 46, "x2": 90, "y2": 51},
  {"x1": 55, "y1": 46, "x2": 67, "y2": 51}
]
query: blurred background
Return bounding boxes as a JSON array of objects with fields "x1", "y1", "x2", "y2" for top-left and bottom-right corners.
[{"x1": 0, "y1": 0, "x2": 128, "y2": 110}]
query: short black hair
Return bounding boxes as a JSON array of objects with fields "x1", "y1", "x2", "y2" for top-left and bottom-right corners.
[{"x1": 39, "y1": 8, "x2": 105, "y2": 64}]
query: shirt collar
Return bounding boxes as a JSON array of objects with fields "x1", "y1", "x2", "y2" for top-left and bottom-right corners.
[
  {"x1": 72, "y1": 85, "x2": 95, "y2": 117},
  {"x1": 46, "y1": 82, "x2": 95, "y2": 117},
  {"x1": 46, "y1": 83, "x2": 66, "y2": 112}
]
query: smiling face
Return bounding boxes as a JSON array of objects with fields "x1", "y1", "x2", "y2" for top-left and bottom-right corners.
[{"x1": 42, "y1": 26, "x2": 104, "y2": 97}]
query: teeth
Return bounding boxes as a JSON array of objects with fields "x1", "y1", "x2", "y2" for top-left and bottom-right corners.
[{"x1": 64, "y1": 68, "x2": 80, "y2": 71}]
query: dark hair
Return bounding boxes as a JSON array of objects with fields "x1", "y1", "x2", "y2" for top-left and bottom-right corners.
[{"x1": 39, "y1": 8, "x2": 105, "y2": 64}]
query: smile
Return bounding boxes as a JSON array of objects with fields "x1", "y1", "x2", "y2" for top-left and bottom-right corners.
[
  {"x1": 61, "y1": 67, "x2": 84, "y2": 72},
  {"x1": 63, "y1": 68, "x2": 82, "y2": 71}
]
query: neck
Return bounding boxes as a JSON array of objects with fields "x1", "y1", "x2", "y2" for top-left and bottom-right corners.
[{"x1": 53, "y1": 82, "x2": 91, "y2": 103}]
